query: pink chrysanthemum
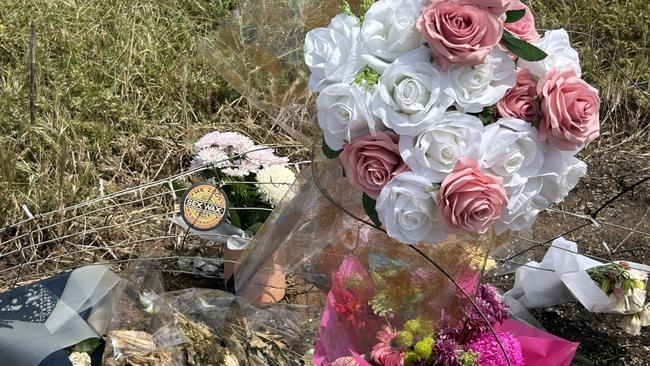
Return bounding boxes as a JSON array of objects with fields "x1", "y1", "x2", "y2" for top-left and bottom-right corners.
[
  {"x1": 370, "y1": 326, "x2": 404, "y2": 366},
  {"x1": 246, "y1": 146, "x2": 290, "y2": 165},
  {"x1": 194, "y1": 147, "x2": 229, "y2": 166},
  {"x1": 193, "y1": 132, "x2": 290, "y2": 176},
  {"x1": 468, "y1": 331, "x2": 524, "y2": 366},
  {"x1": 462, "y1": 284, "x2": 510, "y2": 342},
  {"x1": 194, "y1": 131, "x2": 255, "y2": 154},
  {"x1": 331, "y1": 356, "x2": 360, "y2": 366},
  {"x1": 433, "y1": 338, "x2": 460, "y2": 366}
]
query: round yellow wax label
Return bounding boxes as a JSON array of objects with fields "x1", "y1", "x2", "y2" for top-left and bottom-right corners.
[{"x1": 180, "y1": 182, "x2": 228, "y2": 231}]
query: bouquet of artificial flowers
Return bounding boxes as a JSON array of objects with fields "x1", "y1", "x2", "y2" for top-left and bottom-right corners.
[
  {"x1": 505, "y1": 237, "x2": 650, "y2": 335},
  {"x1": 306, "y1": 0, "x2": 600, "y2": 245},
  {"x1": 315, "y1": 255, "x2": 578, "y2": 365},
  {"x1": 173, "y1": 130, "x2": 296, "y2": 247}
]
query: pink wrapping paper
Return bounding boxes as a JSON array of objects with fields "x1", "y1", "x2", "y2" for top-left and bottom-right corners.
[
  {"x1": 497, "y1": 319, "x2": 579, "y2": 366},
  {"x1": 313, "y1": 291, "x2": 382, "y2": 365}
]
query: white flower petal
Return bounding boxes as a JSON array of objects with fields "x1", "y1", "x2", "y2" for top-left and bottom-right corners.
[
  {"x1": 373, "y1": 47, "x2": 454, "y2": 136},
  {"x1": 305, "y1": 14, "x2": 364, "y2": 92},
  {"x1": 517, "y1": 29, "x2": 581, "y2": 78},
  {"x1": 376, "y1": 172, "x2": 447, "y2": 244},
  {"x1": 448, "y1": 48, "x2": 516, "y2": 113}
]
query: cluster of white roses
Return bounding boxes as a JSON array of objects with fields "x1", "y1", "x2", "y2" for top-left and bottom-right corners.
[{"x1": 305, "y1": 0, "x2": 600, "y2": 245}]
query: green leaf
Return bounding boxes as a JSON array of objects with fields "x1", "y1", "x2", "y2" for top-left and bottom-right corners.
[
  {"x1": 477, "y1": 105, "x2": 496, "y2": 125},
  {"x1": 229, "y1": 207, "x2": 241, "y2": 228},
  {"x1": 362, "y1": 193, "x2": 382, "y2": 227},
  {"x1": 322, "y1": 138, "x2": 342, "y2": 159},
  {"x1": 505, "y1": 9, "x2": 525, "y2": 23},
  {"x1": 247, "y1": 222, "x2": 264, "y2": 235},
  {"x1": 72, "y1": 338, "x2": 101, "y2": 353},
  {"x1": 501, "y1": 29, "x2": 547, "y2": 61}
]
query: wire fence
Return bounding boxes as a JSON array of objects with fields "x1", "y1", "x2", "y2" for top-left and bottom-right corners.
[
  {"x1": 0, "y1": 140, "x2": 648, "y2": 293},
  {"x1": 0, "y1": 145, "x2": 310, "y2": 290}
]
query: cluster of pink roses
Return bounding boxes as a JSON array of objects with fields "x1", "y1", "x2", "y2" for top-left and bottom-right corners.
[
  {"x1": 417, "y1": 0, "x2": 539, "y2": 70},
  {"x1": 306, "y1": 0, "x2": 600, "y2": 245},
  {"x1": 497, "y1": 67, "x2": 600, "y2": 150},
  {"x1": 418, "y1": 0, "x2": 599, "y2": 151}
]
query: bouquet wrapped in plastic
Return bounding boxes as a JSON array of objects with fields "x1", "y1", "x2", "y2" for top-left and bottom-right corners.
[
  {"x1": 505, "y1": 237, "x2": 650, "y2": 336},
  {"x1": 205, "y1": 0, "x2": 597, "y2": 364}
]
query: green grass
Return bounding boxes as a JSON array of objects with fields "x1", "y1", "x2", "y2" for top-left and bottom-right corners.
[
  {"x1": 0, "y1": 0, "x2": 243, "y2": 222},
  {"x1": 529, "y1": 0, "x2": 650, "y2": 145},
  {"x1": 0, "y1": 0, "x2": 648, "y2": 224}
]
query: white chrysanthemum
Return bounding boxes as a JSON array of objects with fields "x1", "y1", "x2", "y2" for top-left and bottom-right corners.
[{"x1": 255, "y1": 165, "x2": 296, "y2": 206}]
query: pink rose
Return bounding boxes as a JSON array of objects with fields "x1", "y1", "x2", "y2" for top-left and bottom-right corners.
[
  {"x1": 457, "y1": 0, "x2": 511, "y2": 18},
  {"x1": 340, "y1": 131, "x2": 409, "y2": 199},
  {"x1": 504, "y1": 0, "x2": 540, "y2": 42},
  {"x1": 496, "y1": 68, "x2": 539, "y2": 122},
  {"x1": 417, "y1": 1, "x2": 503, "y2": 70},
  {"x1": 437, "y1": 157, "x2": 507, "y2": 233},
  {"x1": 537, "y1": 67, "x2": 600, "y2": 150}
]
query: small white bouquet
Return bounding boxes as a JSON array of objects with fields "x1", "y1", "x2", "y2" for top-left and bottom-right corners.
[{"x1": 505, "y1": 237, "x2": 650, "y2": 335}]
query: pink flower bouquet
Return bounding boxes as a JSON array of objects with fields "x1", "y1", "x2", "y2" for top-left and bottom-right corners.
[{"x1": 314, "y1": 257, "x2": 578, "y2": 366}]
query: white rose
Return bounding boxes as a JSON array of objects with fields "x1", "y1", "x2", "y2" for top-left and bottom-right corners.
[
  {"x1": 373, "y1": 47, "x2": 454, "y2": 136},
  {"x1": 479, "y1": 117, "x2": 545, "y2": 189},
  {"x1": 518, "y1": 29, "x2": 582, "y2": 78},
  {"x1": 360, "y1": 0, "x2": 424, "y2": 73},
  {"x1": 448, "y1": 48, "x2": 516, "y2": 113},
  {"x1": 317, "y1": 83, "x2": 381, "y2": 150},
  {"x1": 536, "y1": 149, "x2": 587, "y2": 204},
  {"x1": 376, "y1": 172, "x2": 447, "y2": 244},
  {"x1": 399, "y1": 111, "x2": 483, "y2": 182},
  {"x1": 493, "y1": 147, "x2": 586, "y2": 234},
  {"x1": 493, "y1": 176, "x2": 544, "y2": 234},
  {"x1": 304, "y1": 14, "x2": 364, "y2": 92}
]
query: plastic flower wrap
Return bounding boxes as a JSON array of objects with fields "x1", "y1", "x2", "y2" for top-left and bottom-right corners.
[
  {"x1": 205, "y1": 0, "x2": 583, "y2": 364},
  {"x1": 314, "y1": 255, "x2": 577, "y2": 365},
  {"x1": 174, "y1": 130, "x2": 295, "y2": 252},
  {"x1": 505, "y1": 237, "x2": 650, "y2": 335}
]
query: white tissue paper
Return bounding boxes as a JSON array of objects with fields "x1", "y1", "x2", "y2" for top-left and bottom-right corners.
[{"x1": 504, "y1": 237, "x2": 650, "y2": 335}]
